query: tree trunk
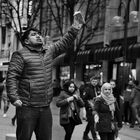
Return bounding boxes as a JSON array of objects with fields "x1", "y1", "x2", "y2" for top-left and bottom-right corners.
[{"x1": 69, "y1": 43, "x2": 75, "y2": 79}]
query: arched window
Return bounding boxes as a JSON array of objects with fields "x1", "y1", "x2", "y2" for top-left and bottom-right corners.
[
  {"x1": 130, "y1": 0, "x2": 139, "y2": 11},
  {"x1": 117, "y1": 0, "x2": 136, "y2": 22},
  {"x1": 118, "y1": 1, "x2": 126, "y2": 18}
]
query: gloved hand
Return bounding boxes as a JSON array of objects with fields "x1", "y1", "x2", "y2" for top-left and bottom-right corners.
[
  {"x1": 72, "y1": 11, "x2": 85, "y2": 29},
  {"x1": 67, "y1": 96, "x2": 74, "y2": 102}
]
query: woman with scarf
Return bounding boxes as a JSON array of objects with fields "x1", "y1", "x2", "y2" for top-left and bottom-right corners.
[
  {"x1": 94, "y1": 83, "x2": 122, "y2": 140},
  {"x1": 56, "y1": 80, "x2": 84, "y2": 140}
]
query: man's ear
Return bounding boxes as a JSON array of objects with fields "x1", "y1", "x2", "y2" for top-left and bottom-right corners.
[{"x1": 24, "y1": 39, "x2": 29, "y2": 44}]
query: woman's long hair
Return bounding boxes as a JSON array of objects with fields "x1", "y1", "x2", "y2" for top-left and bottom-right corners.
[{"x1": 62, "y1": 80, "x2": 77, "y2": 94}]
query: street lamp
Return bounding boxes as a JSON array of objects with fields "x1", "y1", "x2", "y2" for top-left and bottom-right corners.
[{"x1": 112, "y1": 0, "x2": 138, "y2": 90}]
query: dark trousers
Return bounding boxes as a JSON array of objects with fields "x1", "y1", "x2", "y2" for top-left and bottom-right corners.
[
  {"x1": 16, "y1": 106, "x2": 52, "y2": 140},
  {"x1": 63, "y1": 118, "x2": 76, "y2": 140},
  {"x1": 99, "y1": 132, "x2": 115, "y2": 140},
  {"x1": 131, "y1": 104, "x2": 140, "y2": 124},
  {"x1": 84, "y1": 113, "x2": 96, "y2": 139},
  {"x1": 123, "y1": 101, "x2": 132, "y2": 123}
]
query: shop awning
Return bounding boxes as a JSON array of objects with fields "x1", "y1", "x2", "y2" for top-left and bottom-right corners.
[
  {"x1": 53, "y1": 50, "x2": 94, "y2": 66},
  {"x1": 127, "y1": 43, "x2": 140, "y2": 59},
  {"x1": 76, "y1": 50, "x2": 94, "y2": 63},
  {"x1": 95, "y1": 37, "x2": 137, "y2": 61},
  {"x1": 95, "y1": 45, "x2": 123, "y2": 60}
]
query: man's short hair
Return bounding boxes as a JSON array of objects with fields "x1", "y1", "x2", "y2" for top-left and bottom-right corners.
[
  {"x1": 21, "y1": 28, "x2": 41, "y2": 42},
  {"x1": 90, "y1": 75, "x2": 100, "y2": 81}
]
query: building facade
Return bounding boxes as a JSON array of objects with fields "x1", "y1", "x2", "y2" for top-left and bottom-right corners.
[{"x1": 0, "y1": 0, "x2": 140, "y2": 90}]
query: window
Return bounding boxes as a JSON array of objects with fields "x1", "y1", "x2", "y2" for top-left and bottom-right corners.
[
  {"x1": 130, "y1": 0, "x2": 139, "y2": 11},
  {"x1": 83, "y1": 64, "x2": 102, "y2": 83},
  {"x1": 118, "y1": 0, "x2": 139, "y2": 22}
]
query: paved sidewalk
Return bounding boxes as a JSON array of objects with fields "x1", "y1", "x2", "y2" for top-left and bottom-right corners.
[
  {"x1": 0, "y1": 105, "x2": 16, "y2": 140},
  {"x1": 0, "y1": 98, "x2": 140, "y2": 140}
]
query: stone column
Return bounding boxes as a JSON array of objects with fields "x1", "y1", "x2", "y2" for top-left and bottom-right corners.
[{"x1": 103, "y1": 0, "x2": 117, "y2": 82}]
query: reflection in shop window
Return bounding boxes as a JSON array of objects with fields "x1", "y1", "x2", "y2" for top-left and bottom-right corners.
[
  {"x1": 84, "y1": 64, "x2": 102, "y2": 83},
  {"x1": 60, "y1": 66, "x2": 70, "y2": 81}
]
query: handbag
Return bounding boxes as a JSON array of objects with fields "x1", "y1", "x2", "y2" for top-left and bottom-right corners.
[
  {"x1": 72, "y1": 110, "x2": 82, "y2": 125},
  {"x1": 111, "y1": 121, "x2": 118, "y2": 137}
]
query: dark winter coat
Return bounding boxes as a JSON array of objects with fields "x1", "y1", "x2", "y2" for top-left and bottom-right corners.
[
  {"x1": 94, "y1": 96, "x2": 122, "y2": 133},
  {"x1": 81, "y1": 84, "x2": 100, "y2": 118},
  {"x1": 131, "y1": 86, "x2": 140, "y2": 106},
  {"x1": 56, "y1": 90, "x2": 84, "y2": 126},
  {"x1": 6, "y1": 27, "x2": 79, "y2": 107}
]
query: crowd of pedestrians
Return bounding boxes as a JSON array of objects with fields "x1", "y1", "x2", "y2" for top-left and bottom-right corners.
[
  {"x1": 1, "y1": 74, "x2": 140, "y2": 140},
  {"x1": 54, "y1": 75, "x2": 140, "y2": 140},
  {"x1": 122, "y1": 79, "x2": 140, "y2": 128}
]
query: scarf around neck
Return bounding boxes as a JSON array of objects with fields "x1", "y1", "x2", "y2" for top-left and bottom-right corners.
[{"x1": 101, "y1": 92, "x2": 115, "y2": 112}]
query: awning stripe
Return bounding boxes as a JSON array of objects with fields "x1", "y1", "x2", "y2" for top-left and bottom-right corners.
[{"x1": 76, "y1": 50, "x2": 93, "y2": 63}]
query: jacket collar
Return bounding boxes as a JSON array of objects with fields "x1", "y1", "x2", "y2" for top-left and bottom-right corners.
[{"x1": 24, "y1": 44, "x2": 48, "y2": 53}]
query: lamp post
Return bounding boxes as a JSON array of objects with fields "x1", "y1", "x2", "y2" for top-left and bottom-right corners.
[{"x1": 112, "y1": 0, "x2": 138, "y2": 90}]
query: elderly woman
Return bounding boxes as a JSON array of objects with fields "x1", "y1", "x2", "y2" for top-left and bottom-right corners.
[{"x1": 94, "y1": 83, "x2": 122, "y2": 140}]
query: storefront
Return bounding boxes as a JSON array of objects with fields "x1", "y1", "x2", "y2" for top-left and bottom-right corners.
[
  {"x1": 83, "y1": 64, "x2": 103, "y2": 84},
  {"x1": 110, "y1": 60, "x2": 136, "y2": 92},
  {"x1": 59, "y1": 66, "x2": 70, "y2": 87},
  {"x1": 94, "y1": 37, "x2": 138, "y2": 87}
]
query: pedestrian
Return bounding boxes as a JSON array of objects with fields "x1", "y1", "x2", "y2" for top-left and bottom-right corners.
[
  {"x1": 130, "y1": 80, "x2": 140, "y2": 127},
  {"x1": 56, "y1": 80, "x2": 84, "y2": 140},
  {"x1": 2, "y1": 79, "x2": 10, "y2": 117},
  {"x1": 6, "y1": 11, "x2": 85, "y2": 140},
  {"x1": 79, "y1": 81, "x2": 87, "y2": 120},
  {"x1": 0, "y1": 79, "x2": 4, "y2": 109},
  {"x1": 82, "y1": 76, "x2": 101, "y2": 140},
  {"x1": 52, "y1": 79, "x2": 61, "y2": 96},
  {"x1": 110, "y1": 79, "x2": 124, "y2": 124},
  {"x1": 94, "y1": 83, "x2": 122, "y2": 140},
  {"x1": 109, "y1": 79, "x2": 120, "y2": 108},
  {"x1": 122, "y1": 80, "x2": 134, "y2": 126}
]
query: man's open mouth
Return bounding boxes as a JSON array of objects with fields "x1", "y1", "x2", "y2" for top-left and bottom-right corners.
[{"x1": 37, "y1": 39, "x2": 42, "y2": 42}]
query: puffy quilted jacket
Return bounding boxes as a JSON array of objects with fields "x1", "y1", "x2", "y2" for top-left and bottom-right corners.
[{"x1": 6, "y1": 27, "x2": 78, "y2": 107}]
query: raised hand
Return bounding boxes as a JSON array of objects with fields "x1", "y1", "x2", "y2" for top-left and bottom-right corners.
[{"x1": 73, "y1": 11, "x2": 85, "y2": 29}]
